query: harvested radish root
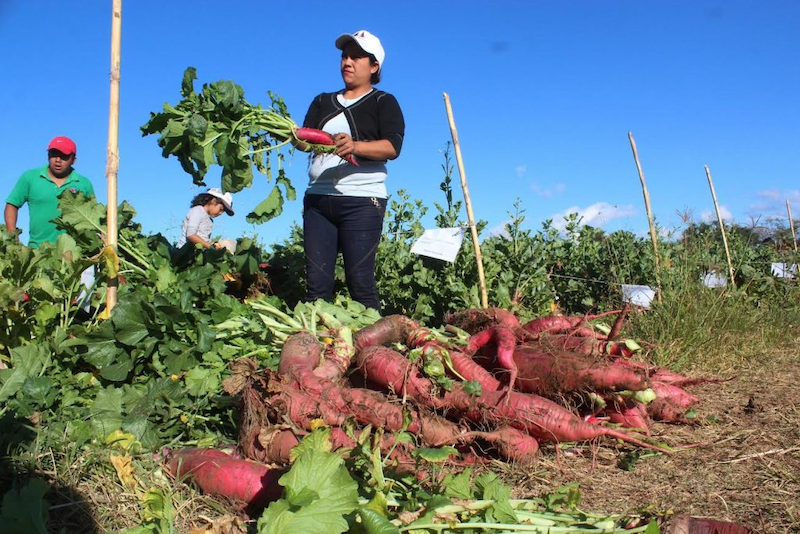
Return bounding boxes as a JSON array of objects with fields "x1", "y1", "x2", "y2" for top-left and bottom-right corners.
[{"x1": 185, "y1": 306, "x2": 719, "y2": 508}]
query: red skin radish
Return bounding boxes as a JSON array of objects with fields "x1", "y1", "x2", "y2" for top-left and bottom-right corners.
[
  {"x1": 167, "y1": 448, "x2": 284, "y2": 508},
  {"x1": 509, "y1": 346, "x2": 650, "y2": 397},
  {"x1": 274, "y1": 370, "x2": 464, "y2": 447},
  {"x1": 537, "y1": 333, "x2": 600, "y2": 355},
  {"x1": 295, "y1": 127, "x2": 335, "y2": 145},
  {"x1": 353, "y1": 314, "x2": 422, "y2": 352},
  {"x1": 650, "y1": 368, "x2": 731, "y2": 388},
  {"x1": 648, "y1": 381, "x2": 699, "y2": 423},
  {"x1": 605, "y1": 399, "x2": 651, "y2": 434},
  {"x1": 521, "y1": 310, "x2": 621, "y2": 337},
  {"x1": 449, "y1": 351, "x2": 501, "y2": 391},
  {"x1": 293, "y1": 127, "x2": 360, "y2": 166},
  {"x1": 355, "y1": 345, "x2": 671, "y2": 452},
  {"x1": 606, "y1": 302, "x2": 630, "y2": 341},
  {"x1": 445, "y1": 307, "x2": 530, "y2": 341},
  {"x1": 356, "y1": 345, "x2": 436, "y2": 398},
  {"x1": 464, "y1": 326, "x2": 519, "y2": 394},
  {"x1": 312, "y1": 331, "x2": 354, "y2": 382},
  {"x1": 522, "y1": 316, "x2": 581, "y2": 335},
  {"x1": 278, "y1": 330, "x2": 321, "y2": 377},
  {"x1": 604, "y1": 340, "x2": 636, "y2": 358},
  {"x1": 475, "y1": 425, "x2": 539, "y2": 462},
  {"x1": 447, "y1": 385, "x2": 669, "y2": 452},
  {"x1": 665, "y1": 515, "x2": 756, "y2": 534}
]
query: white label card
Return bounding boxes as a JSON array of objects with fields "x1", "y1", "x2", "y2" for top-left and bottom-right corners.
[
  {"x1": 410, "y1": 227, "x2": 465, "y2": 263},
  {"x1": 702, "y1": 271, "x2": 727, "y2": 288},
  {"x1": 621, "y1": 284, "x2": 656, "y2": 309},
  {"x1": 771, "y1": 263, "x2": 797, "y2": 279}
]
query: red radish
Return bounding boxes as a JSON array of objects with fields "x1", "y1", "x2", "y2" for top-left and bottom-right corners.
[
  {"x1": 445, "y1": 307, "x2": 530, "y2": 340},
  {"x1": 278, "y1": 330, "x2": 321, "y2": 377},
  {"x1": 448, "y1": 351, "x2": 502, "y2": 391},
  {"x1": 605, "y1": 399, "x2": 651, "y2": 434},
  {"x1": 293, "y1": 127, "x2": 360, "y2": 166},
  {"x1": 475, "y1": 425, "x2": 539, "y2": 462},
  {"x1": 665, "y1": 515, "x2": 756, "y2": 534},
  {"x1": 464, "y1": 326, "x2": 519, "y2": 394},
  {"x1": 355, "y1": 345, "x2": 671, "y2": 452},
  {"x1": 521, "y1": 310, "x2": 622, "y2": 336},
  {"x1": 294, "y1": 127, "x2": 335, "y2": 145},
  {"x1": 509, "y1": 346, "x2": 650, "y2": 397},
  {"x1": 537, "y1": 333, "x2": 601, "y2": 355},
  {"x1": 167, "y1": 448, "x2": 284, "y2": 508},
  {"x1": 607, "y1": 303, "x2": 630, "y2": 340},
  {"x1": 650, "y1": 368, "x2": 732, "y2": 388},
  {"x1": 353, "y1": 314, "x2": 422, "y2": 352},
  {"x1": 648, "y1": 381, "x2": 699, "y2": 422}
]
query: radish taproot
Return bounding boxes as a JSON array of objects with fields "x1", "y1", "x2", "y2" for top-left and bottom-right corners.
[
  {"x1": 293, "y1": 126, "x2": 360, "y2": 166},
  {"x1": 167, "y1": 448, "x2": 284, "y2": 508},
  {"x1": 509, "y1": 346, "x2": 650, "y2": 397},
  {"x1": 355, "y1": 344, "x2": 672, "y2": 452},
  {"x1": 294, "y1": 127, "x2": 335, "y2": 145}
]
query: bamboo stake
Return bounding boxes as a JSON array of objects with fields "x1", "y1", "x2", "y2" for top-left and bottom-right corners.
[
  {"x1": 627, "y1": 132, "x2": 662, "y2": 303},
  {"x1": 704, "y1": 165, "x2": 736, "y2": 288},
  {"x1": 105, "y1": 0, "x2": 122, "y2": 312},
  {"x1": 787, "y1": 199, "x2": 798, "y2": 252},
  {"x1": 443, "y1": 92, "x2": 488, "y2": 308}
]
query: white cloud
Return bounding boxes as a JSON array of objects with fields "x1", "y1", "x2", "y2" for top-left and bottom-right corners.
[
  {"x1": 550, "y1": 202, "x2": 636, "y2": 232},
  {"x1": 483, "y1": 221, "x2": 510, "y2": 238},
  {"x1": 531, "y1": 182, "x2": 566, "y2": 198},
  {"x1": 515, "y1": 165, "x2": 527, "y2": 178},
  {"x1": 700, "y1": 205, "x2": 734, "y2": 223},
  {"x1": 748, "y1": 189, "x2": 800, "y2": 217}
]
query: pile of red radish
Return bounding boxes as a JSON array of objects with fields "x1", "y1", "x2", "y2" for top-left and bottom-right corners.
[{"x1": 169, "y1": 306, "x2": 720, "y2": 508}]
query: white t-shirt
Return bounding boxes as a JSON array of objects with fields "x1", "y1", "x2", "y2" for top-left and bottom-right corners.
[
  {"x1": 177, "y1": 205, "x2": 213, "y2": 248},
  {"x1": 306, "y1": 93, "x2": 389, "y2": 198}
]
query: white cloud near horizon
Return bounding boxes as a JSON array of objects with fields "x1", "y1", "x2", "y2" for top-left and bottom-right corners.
[
  {"x1": 700, "y1": 205, "x2": 734, "y2": 223},
  {"x1": 550, "y1": 202, "x2": 636, "y2": 232},
  {"x1": 484, "y1": 221, "x2": 510, "y2": 238},
  {"x1": 749, "y1": 188, "x2": 800, "y2": 216},
  {"x1": 531, "y1": 182, "x2": 566, "y2": 198}
]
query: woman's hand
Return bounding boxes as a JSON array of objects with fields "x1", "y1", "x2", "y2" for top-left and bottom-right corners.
[
  {"x1": 333, "y1": 133, "x2": 355, "y2": 158},
  {"x1": 332, "y1": 134, "x2": 397, "y2": 161}
]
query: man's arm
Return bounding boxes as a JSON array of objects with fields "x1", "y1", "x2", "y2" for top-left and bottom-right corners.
[{"x1": 4, "y1": 203, "x2": 18, "y2": 234}]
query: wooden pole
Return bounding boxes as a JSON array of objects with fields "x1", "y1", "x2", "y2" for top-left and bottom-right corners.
[
  {"x1": 787, "y1": 199, "x2": 798, "y2": 252},
  {"x1": 105, "y1": 0, "x2": 122, "y2": 312},
  {"x1": 443, "y1": 92, "x2": 489, "y2": 308},
  {"x1": 627, "y1": 132, "x2": 662, "y2": 303},
  {"x1": 704, "y1": 165, "x2": 736, "y2": 288}
]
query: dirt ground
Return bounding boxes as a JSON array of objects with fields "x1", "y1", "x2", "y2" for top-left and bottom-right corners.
[{"x1": 503, "y1": 343, "x2": 800, "y2": 534}]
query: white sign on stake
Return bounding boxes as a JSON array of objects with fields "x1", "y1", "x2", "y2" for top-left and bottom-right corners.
[
  {"x1": 702, "y1": 271, "x2": 727, "y2": 288},
  {"x1": 771, "y1": 263, "x2": 797, "y2": 279},
  {"x1": 410, "y1": 227, "x2": 465, "y2": 263},
  {"x1": 621, "y1": 284, "x2": 656, "y2": 309}
]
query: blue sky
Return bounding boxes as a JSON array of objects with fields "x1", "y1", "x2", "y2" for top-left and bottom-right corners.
[{"x1": 2, "y1": 1, "x2": 798, "y2": 248}]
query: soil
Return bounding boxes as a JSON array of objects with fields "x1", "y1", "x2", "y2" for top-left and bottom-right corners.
[{"x1": 502, "y1": 343, "x2": 800, "y2": 534}]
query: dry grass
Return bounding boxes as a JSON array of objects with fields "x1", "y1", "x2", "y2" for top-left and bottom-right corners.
[{"x1": 498, "y1": 340, "x2": 800, "y2": 534}]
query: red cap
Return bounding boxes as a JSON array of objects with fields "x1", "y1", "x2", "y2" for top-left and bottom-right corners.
[{"x1": 47, "y1": 136, "x2": 77, "y2": 156}]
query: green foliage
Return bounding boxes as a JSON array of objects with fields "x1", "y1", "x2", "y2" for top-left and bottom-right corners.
[
  {"x1": 0, "y1": 478, "x2": 49, "y2": 534},
  {"x1": 0, "y1": 193, "x2": 279, "y2": 453},
  {"x1": 257, "y1": 429, "x2": 359, "y2": 534},
  {"x1": 141, "y1": 67, "x2": 299, "y2": 222}
]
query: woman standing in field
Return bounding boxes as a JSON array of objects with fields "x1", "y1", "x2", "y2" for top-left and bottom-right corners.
[{"x1": 301, "y1": 30, "x2": 405, "y2": 311}]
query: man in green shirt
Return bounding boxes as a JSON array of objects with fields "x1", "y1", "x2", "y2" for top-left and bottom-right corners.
[{"x1": 5, "y1": 136, "x2": 95, "y2": 248}]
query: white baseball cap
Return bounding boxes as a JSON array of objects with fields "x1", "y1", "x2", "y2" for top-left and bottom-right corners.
[
  {"x1": 206, "y1": 188, "x2": 234, "y2": 216},
  {"x1": 335, "y1": 30, "x2": 385, "y2": 71}
]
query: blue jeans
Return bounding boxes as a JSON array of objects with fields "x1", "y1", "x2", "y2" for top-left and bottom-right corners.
[{"x1": 303, "y1": 194, "x2": 387, "y2": 310}]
